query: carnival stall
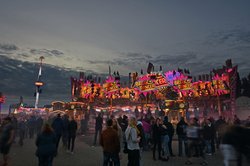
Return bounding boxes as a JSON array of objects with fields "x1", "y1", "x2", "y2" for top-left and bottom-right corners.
[{"x1": 69, "y1": 60, "x2": 237, "y2": 120}]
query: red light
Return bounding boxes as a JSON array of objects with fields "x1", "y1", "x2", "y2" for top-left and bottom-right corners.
[{"x1": 0, "y1": 96, "x2": 6, "y2": 103}]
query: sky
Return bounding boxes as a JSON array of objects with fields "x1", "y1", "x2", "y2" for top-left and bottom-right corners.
[
  {"x1": 0, "y1": 0, "x2": 250, "y2": 75},
  {"x1": 1, "y1": 0, "x2": 250, "y2": 111}
]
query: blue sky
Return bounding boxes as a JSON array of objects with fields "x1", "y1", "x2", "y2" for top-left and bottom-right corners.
[{"x1": 0, "y1": 0, "x2": 250, "y2": 76}]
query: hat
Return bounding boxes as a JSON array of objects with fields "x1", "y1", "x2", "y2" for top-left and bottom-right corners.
[{"x1": 137, "y1": 121, "x2": 143, "y2": 126}]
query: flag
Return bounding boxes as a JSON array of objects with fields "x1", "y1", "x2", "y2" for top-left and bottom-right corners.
[
  {"x1": 141, "y1": 69, "x2": 143, "y2": 75},
  {"x1": 109, "y1": 66, "x2": 111, "y2": 75},
  {"x1": 147, "y1": 62, "x2": 154, "y2": 74}
]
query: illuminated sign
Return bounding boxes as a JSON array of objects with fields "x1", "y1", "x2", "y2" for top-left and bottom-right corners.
[
  {"x1": 103, "y1": 82, "x2": 119, "y2": 93},
  {"x1": 212, "y1": 74, "x2": 230, "y2": 95}
]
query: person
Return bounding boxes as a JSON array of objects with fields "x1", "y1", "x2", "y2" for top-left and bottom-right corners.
[
  {"x1": 51, "y1": 114, "x2": 64, "y2": 151},
  {"x1": 137, "y1": 120, "x2": 145, "y2": 166},
  {"x1": 18, "y1": 117, "x2": 26, "y2": 146},
  {"x1": 220, "y1": 125, "x2": 250, "y2": 166},
  {"x1": 100, "y1": 119, "x2": 120, "y2": 166},
  {"x1": 134, "y1": 106, "x2": 140, "y2": 118},
  {"x1": 27, "y1": 115, "x2": 36, "y2": 139},
  {"x1": 0, "y1": 117, "x2": 15, "y2": 166},
  {"x1": 112, "y1": 118, "x2": 123, "y2": 153},
  {"x1": 36, "y1": 116, "x2": 44, "y2": 134},
  {"x1": 93, "y1": 113, "x2": 103, "y2": 146},
  {"x1": 141, "y1": 117, "x2": 151, "y2": 151},
  {"x1": 80, "y1": 115, "x2": 86, "y2": 136},
  {"x1": 67, "y1": 116, "x2": 77, "y2": 154},
  {"x1": 185, "y1": 118, "x2": 207, "y2": 165},
  {"x1": 203, "y1": 118, "x2": 215, "y2": 155},
  {"x1": 35, "y1": 123, "x2": 57, "y2": 166},
  {"x1": 155, "y1": 107, "x2": 160, "y2": 118},
  {"x1": 120, "y1": 115, "x2": 128, "y2": 132},
  {"x1": 214, "y1": 116, "x2": 226, "y2": 150},
  {"x1": 62, "y1": 115, "x2": 69, "y2": 150},
  {"x1": 11, "y1": 115, "x2": 18, "y2": 143},
  {"x1": 125, "y1": 116, "x2": 140, "y2": 166},
  {"x1": 160, "y1": 117, "x2": 170, "y2": 161},
  {"x1": 176, "y1": 117, "x2": 188, "y2": 157},
  {"x1": 152, "y1": 118, "x2": 163, "y2": 161},
  {"x1": 163, "y1": 116, "x2": 175, "y2": 157}
]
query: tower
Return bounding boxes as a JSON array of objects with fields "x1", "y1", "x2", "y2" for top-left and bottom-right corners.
[{"x1": 34, "y1": 56, "x2": 44, "y2": 109}]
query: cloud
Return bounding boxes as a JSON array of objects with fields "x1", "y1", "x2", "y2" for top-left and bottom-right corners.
[
  {"x1": 125, "y1": 52, "x2": 153, "y2": 59},
  {"x1": 86, "y1": 52, "x2": 201, "y2": 74},
  {"x1": 88, "y1": 60, "x2": 116, "y2": 65},
  {"x1": 152, "y1": 52, "x2": 197, "y2": 65},
  {"x1": 30, "y1": 49, "x2": 64, "y2": 57},
  {"x1": 18, "y1": 53, "x2": 30, "y2": 58},
  {"x1": 0, "y1": 43, "x2": 18, "y2": 51},
  {"x1": 206, "y1": 29, "x2": 250, "y2": 46}
]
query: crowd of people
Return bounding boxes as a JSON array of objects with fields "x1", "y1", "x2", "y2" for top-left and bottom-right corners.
[
  {"x1": 0, "y1": 113, "x2": 78, "y2": 166},
  {"x1": 0, "y1": 108, "x2": 249, "y2": 166},
  {"x1": 96, "y1": 108, "x2": 250, "y2": 166}
]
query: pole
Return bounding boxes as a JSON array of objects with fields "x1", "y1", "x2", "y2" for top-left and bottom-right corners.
[{"x1": 35, "y1": 57, "x2": 44, "y2": 109}]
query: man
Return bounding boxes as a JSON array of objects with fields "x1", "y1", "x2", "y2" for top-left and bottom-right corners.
[
  {"x1": 68, "y1": 116, "x2": 78, "y2": 154},
  {"x1": 93, "y1": 113, "x2": 103, "y2": 146},
  {"x1": 203, "y1": 118, "x2": 215, "y2": 155},
  {"x1": 176, "y1": 117, "x2": 188, "y2": 157},
  {"x1": 0, "y1": 117, "x2": 15, "y2": 166},
  {"x1": 52, "y1": 114, "x2": 64, "y2": 151},
  {"x1": 100, "y1": 119, "x2": 120, "y2": 166},
  {"x1": 163, "y1": 116, "x2": 175, "y2": 157},
  {"x1": 62, "y1": 115, "x2": 69, "y2": 150}
]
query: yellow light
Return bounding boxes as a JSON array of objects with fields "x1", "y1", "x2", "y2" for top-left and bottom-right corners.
[{"x1": 35, "y1": 81, "x2": 44, "y2": 86}]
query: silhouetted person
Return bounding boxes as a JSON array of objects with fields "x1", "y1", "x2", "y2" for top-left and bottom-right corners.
[
  {"x1": 62, "y1": 115, "x2": 69, "y2": 150},
  {"x1": 67, "y1": 116, "x2": 77, "y2": 154},
  {"x1": 100, "y1": 119, "x2": 120, "y2": 166},
  {"x1": 93, "y1": 113, "x2": 103, "y2": 146},
  {"x1": 36, "y1": 123, "x2": 57, "y2": 166},
  {"x1": 52, "y1": 114, "x2": 64, "y2": 151},
  {"x1": 176, "y1": 117, "x2": 188, "y2": 157},
  {"x1": 36, "y1": 116, "x2": 43, "y2": 134},
  {"x1": 0, "y1": 117, "x2": 15, "y2": 166},
  {"x1": 18, "y1": 118, "x2": 26, "y2": 146}
]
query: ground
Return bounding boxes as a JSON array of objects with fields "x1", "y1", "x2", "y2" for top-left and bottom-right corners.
[{"x1": 3, "y1": 134, "x2": 248, "y2": 166}]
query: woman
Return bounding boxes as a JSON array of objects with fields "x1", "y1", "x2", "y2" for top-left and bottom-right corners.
[
  {"x1": 125, "y1": 116, "x2": 141, "y2": 166},
  {"x1": 35, "y1": 123, "x2": 57, "y2": 166}
]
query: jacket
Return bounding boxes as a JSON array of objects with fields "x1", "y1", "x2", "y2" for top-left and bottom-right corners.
[
  {"x1": 100, "y1": 127, "x2": 120, "y2": 153},
  {"x1": 36, "y1": 132, "x2": 57, "y2": 157}
]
